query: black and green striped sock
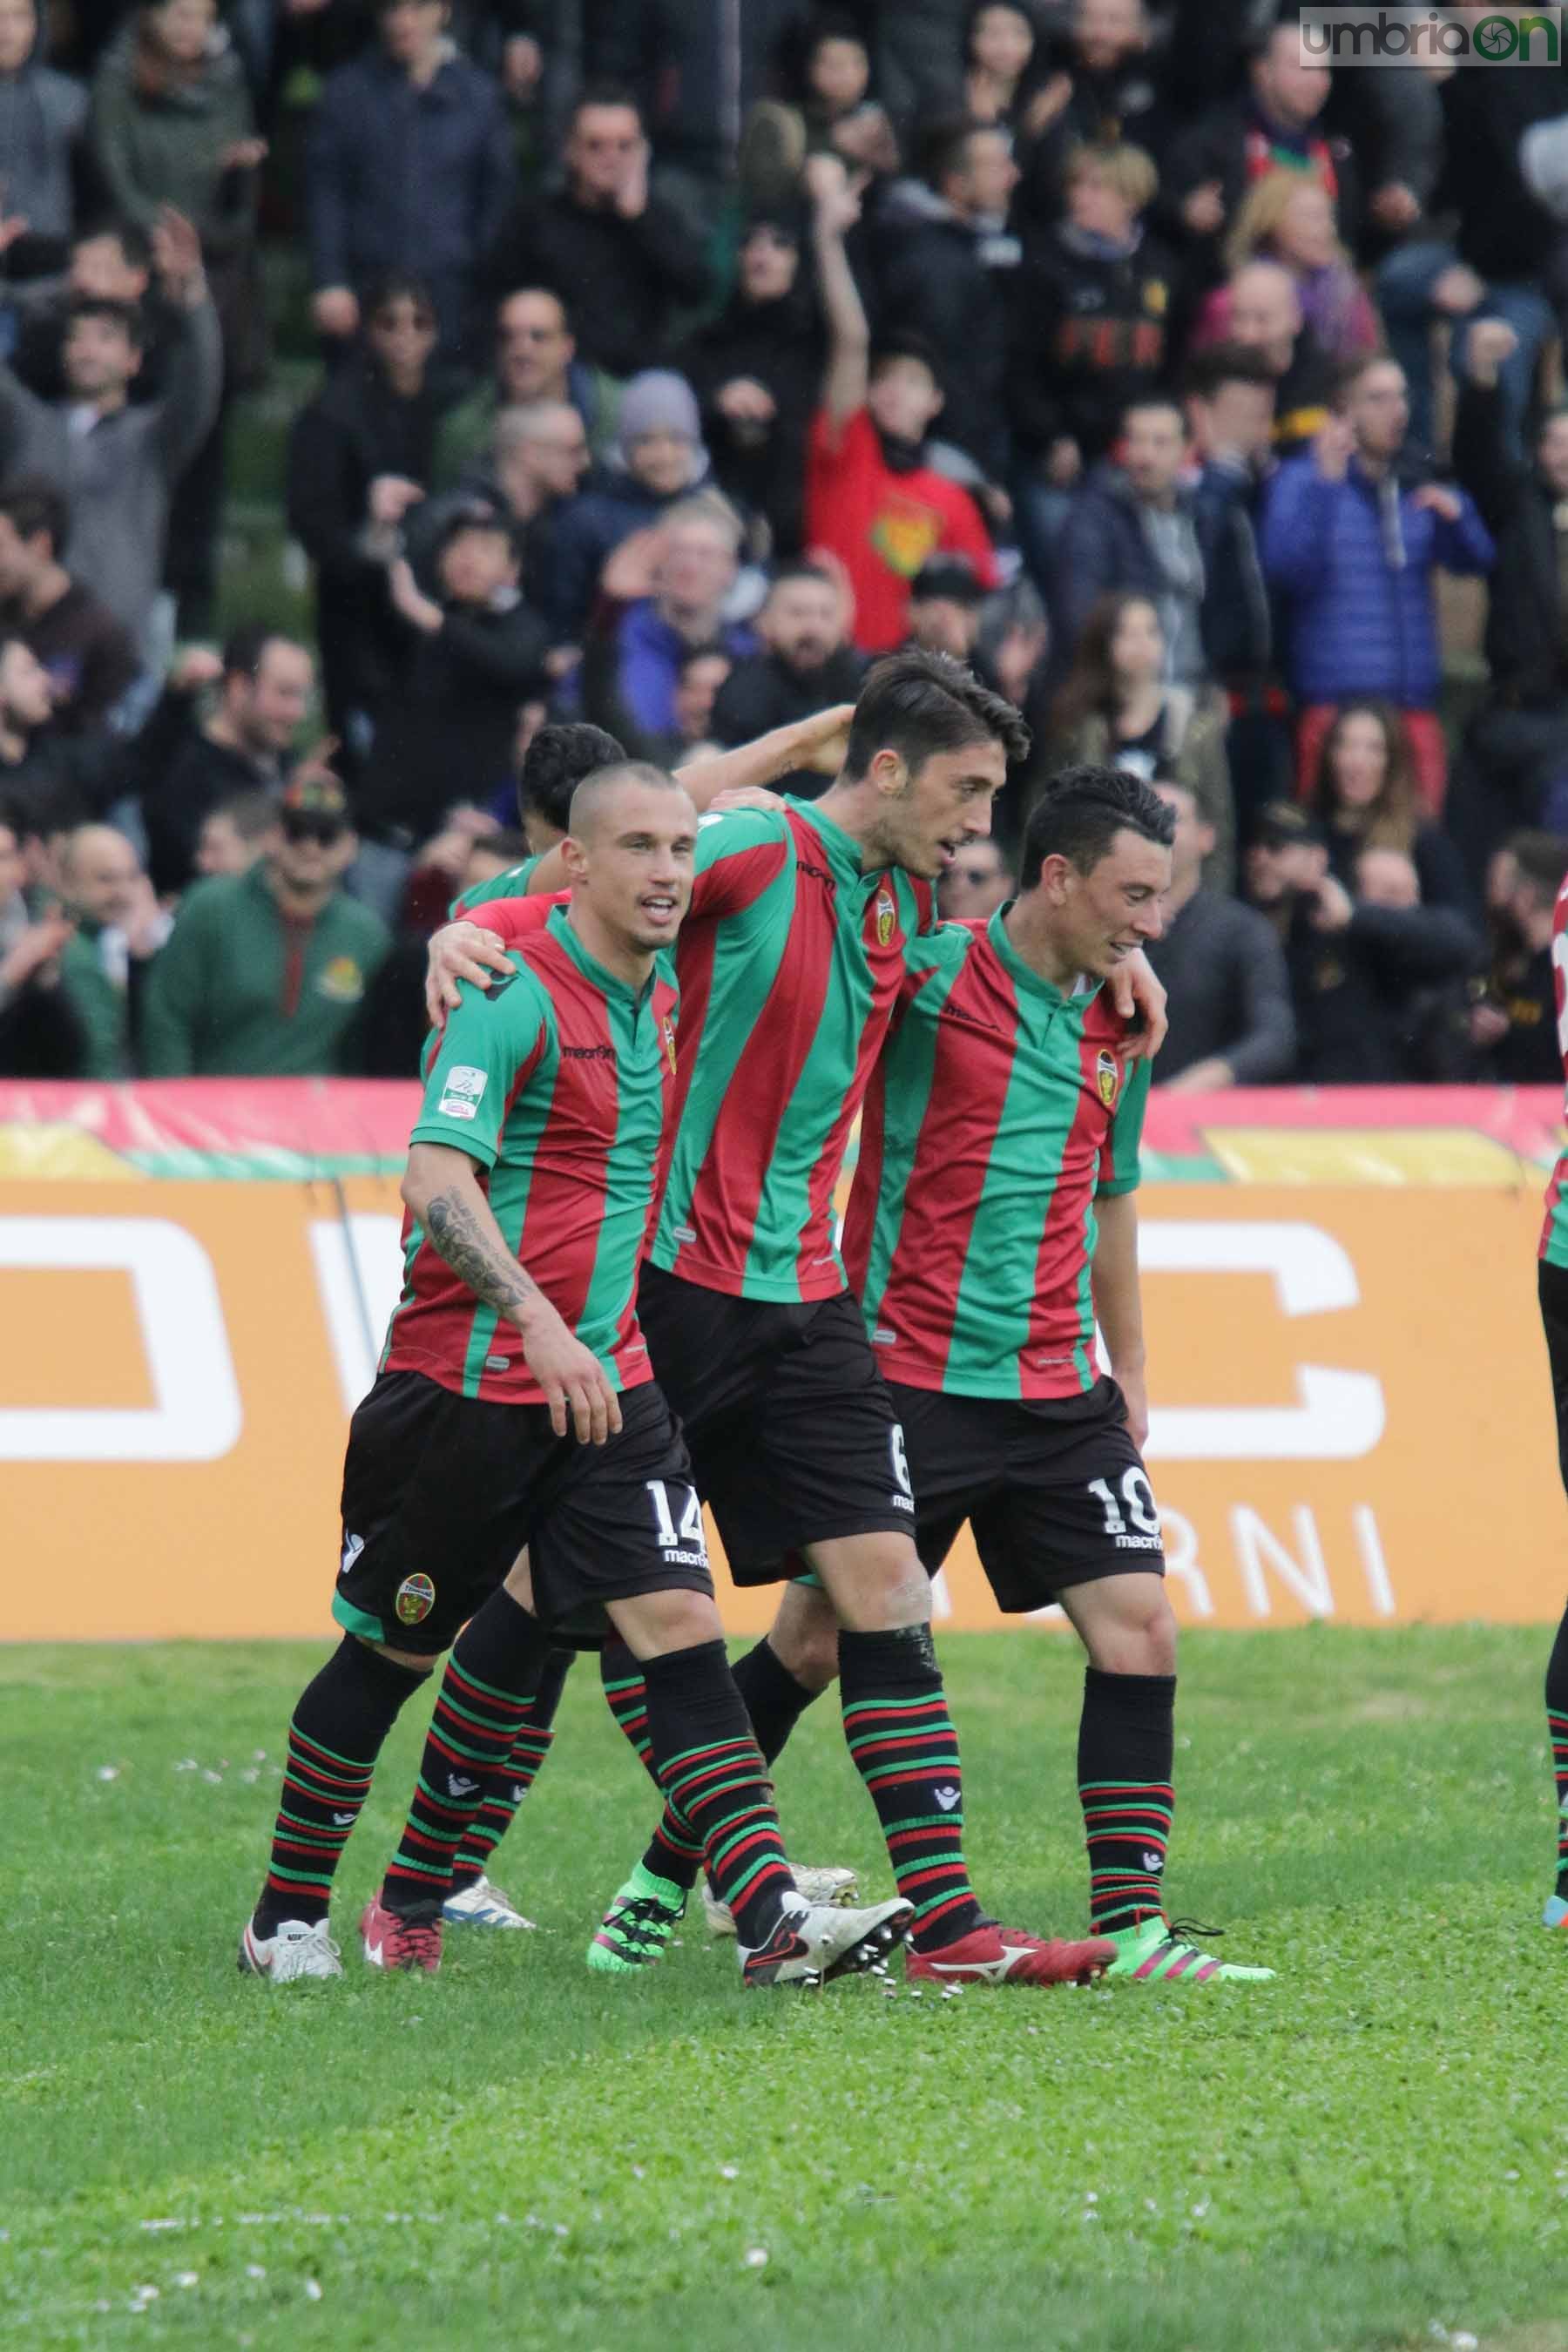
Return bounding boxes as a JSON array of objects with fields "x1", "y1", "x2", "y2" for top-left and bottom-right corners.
[
  {"x1": 450, "y1": 1647, "x2": 575, "y2": 1892},
  {"x1": 1547, "y1": 1610, "x2": 1568, "y2": 1898},
  {"x1": 839, "y1": 1624, "x2": 982, "y2": 1954},
  {"x1": 640, "y1": 1639, "x2": 794, "y2": 1946},
  {"x1": 1078, "y1": 1666, "x2": 1176, "y2": 1936}
]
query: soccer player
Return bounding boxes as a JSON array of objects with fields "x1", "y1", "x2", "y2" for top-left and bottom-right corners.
[
  {"x1": 239, "y1": 760, "x2": 912, "y2": 1987},
  {"x1": 428, "y1": 654, "x2": 1166, "y2": 1987},
  {"x1": 1539, "y1": 868, "x2": 1568, "y2": 1936},
  {"x1": 592, "y1": 767, "x2": 1273, "y2": 1985}
]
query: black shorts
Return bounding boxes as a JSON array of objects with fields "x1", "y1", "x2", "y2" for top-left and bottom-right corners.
[
  {"x1": 1540, "y1": 1260, "x2": 1568, "y2": 1500},
  {"x1": 892, "y1": 1376, "x2": 1166, "y2": 1615},
  {"x1": 332, "y1": 1371, "x2": 712, "y2": 1655},
  {"x1": 637, "y1": 1263, "x2": 916, "y2": 1582}
]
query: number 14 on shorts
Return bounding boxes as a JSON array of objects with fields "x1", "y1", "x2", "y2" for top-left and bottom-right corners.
[{"x1": 645, "y1": 1479, "x2": 709, "y2": 1566}]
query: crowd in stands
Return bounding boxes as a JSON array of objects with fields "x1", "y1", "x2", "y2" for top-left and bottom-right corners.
[{"x1": 3, "y1": 0, "x2": 1568, "y2": 1091}]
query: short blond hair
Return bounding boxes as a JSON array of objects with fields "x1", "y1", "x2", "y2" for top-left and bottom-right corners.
[
  {"x1": 1064, "y1": 141, "x2": 1158, "y2": 216},
  {"x1": 1223, "y1": 168, "x2": 1346, "y2": 277}
]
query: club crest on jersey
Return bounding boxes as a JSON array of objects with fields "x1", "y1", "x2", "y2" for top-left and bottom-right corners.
[
  {"x1": 1095, "y1": 1048, "x2": 1120, "y2": 1109},
  {"x1": 395, "y1": 1573, "x2": 436, "y2": 1626},
  {"x1": 660, "y1": 1014, "x2": 677, "y2": 1075},
  {"x1": 875, "y1": 888, "x2": 896, "y2": 948}
]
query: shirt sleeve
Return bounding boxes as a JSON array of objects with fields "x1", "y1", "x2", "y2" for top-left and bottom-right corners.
[
  {"x1": 456, "y1": 889, "x2": 562, "y2": 945},
  {"x1": 449, "y1": 856, "x2": 540, "y2": 919},
  {"x1": 1097, "y1": 1051, "x2": 1151, "y2": 1197},
  {"x1": 409, "y1": 966, "x2": 548, "y2": 1169},
  {"x1": 687, "y1": 806, "x2": 792, "y2": 919}
]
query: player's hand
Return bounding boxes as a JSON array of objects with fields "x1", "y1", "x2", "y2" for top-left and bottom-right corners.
[
  {"x1": 1115, "y1": 1362, "x2": 1150, "y2": 1453},
  {"x1": 792, "y1": 700, "x2": 856, "y2": 776},
  {"x1": 1112, "y1": 948, "x2": 1167, "y2": 1060},
  {"x1": 425, "y1": 921, "x2": 511, "y2": 1024},
  {"x1": 518, "y1": 1307, "x2": 624, "y2": 1443},
  {"x1": 1410, "y1": 482, "x2": 1463, "y2": 522}
]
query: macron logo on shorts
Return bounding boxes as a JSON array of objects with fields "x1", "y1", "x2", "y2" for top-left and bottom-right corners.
[{"x1": 340, "y1": 1533, "x2": 364, "y2": 1579}]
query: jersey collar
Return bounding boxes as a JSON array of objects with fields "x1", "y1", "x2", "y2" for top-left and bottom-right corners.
[
  {"x1": 547, "y1": 903, "x2": 656, "y2": 1007},
  {"x1": 986, "y1": 902, "x2": 1103, "y2": 1008}
]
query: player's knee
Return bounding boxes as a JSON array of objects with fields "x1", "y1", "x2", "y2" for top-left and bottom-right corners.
[
  {"x1": 811, "y1": 1534, "x2": 931, "y2": 1632},
  {"x1": 1083, "y1": 1584, "x2": 1178, "y2": 1678},
  {"x1": 612, "y1": 1586, "x2": 726, "y2": 1659},
  {"x1": 360, "y1": 1633, "x2": 437, "y2": 1676},
  {"x1": 769, "y1": 1585, "x2": 841, "y2": 1691}
]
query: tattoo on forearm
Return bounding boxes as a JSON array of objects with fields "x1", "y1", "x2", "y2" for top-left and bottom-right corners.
[{"x1": 423, "y1": 1187, "x2": 540, "y2": 1326}]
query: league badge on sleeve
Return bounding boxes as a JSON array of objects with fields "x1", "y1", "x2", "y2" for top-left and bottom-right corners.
[
  {"x1": 438, "y1": 1064, "x2": 488, "y2": 1120},
  {"x1": 1096, "y1": 1048, "x2": 1120, "y2": 1109}
]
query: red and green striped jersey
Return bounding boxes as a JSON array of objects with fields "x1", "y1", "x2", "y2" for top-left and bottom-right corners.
[
  {"x1": 463, "y1": 799, "x2": 932, "y2": 1303},
  {"x1": 449, "y1": 855, "x2": 540, "y2": 920},
  {"x1": 843, "y1": 908, "x2": 1149, "y2": 1400},
  {"x1": 1540, "y1": 873, "x2": 1568, "y2": 1267},
  {"x1": 382, "y1": 905, "x2": 679, "y2": 1404}
]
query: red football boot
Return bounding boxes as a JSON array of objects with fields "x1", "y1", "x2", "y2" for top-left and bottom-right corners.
[
  {"x1": 904, "y1": 1922, "x2": 1115, "y2": 1986},
  {"x1": 360, "y1": 1895, "x2": 443, "y2": 1974}
]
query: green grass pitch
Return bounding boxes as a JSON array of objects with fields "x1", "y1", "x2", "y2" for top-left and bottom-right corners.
[{"x1": 6, "y1": 1627, "x2": 1568, "y2": 2352}]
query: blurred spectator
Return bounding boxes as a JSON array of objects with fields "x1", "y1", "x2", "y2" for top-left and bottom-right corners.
[
  {"x1": 433, "y1": 287, "x2": 623, "y2": 490},
  {"x1": 1261, "y1": 356, "x2": 1495, "y2": 811},
  {"x1": 938, "y1": 834, "x2": 1012, "y2": 923},
  {"x1": 307, "y1": 0, "x2": 514, "y2": 364},
  {"x1": 1181, "y1": 342, "x2": 1288, "y2": 818},
  {"x1": 486, "y1": 86, "x2": 711, "y2": 381},
  {"x1": 875, "y1": 117, "x2": 1020, "y2": 485},
  {"x1": 678, "y1": 209, "x2": 823, "y2": 557},
  {"x1": 1225, "y1": 258, "x2": 1337, "y2": 458},
  {"x1": 90, "y1": 0, "x2": 267, "y2": 634},
  {"x1": 1246, "y1": 800, "x2": 1479, "y2": 1084},
  {"x1": 1012, "y1": 0, "x2": 1166, "y2": 226},
  {"x1": 9, "y1": 218, "x2": 165, "y2": 403},
  {"x1": 286, "y1": 271, "x2": 443, "y2": 758},
  {"x1": 139, "y1": 631, "x2": 314, "y2": 897},
  {"x1": 1164, "y1": 21, "x2": 1357, "y2": 267},
  {"x1": 1304, "y1": 700, "x2": 1471, "y2": 913},
  {"x1": 54, "y1": 818, "x2": 168, "y2": 1076},
  {"x1": 645, "y1": 640, "x2": 733, "y2": 767},
  {"x1": 1470, "y1": 832, "x2": 1568, "y2": 1084},
  {"x1": 589, "y1": 0, "x2": 809, "y2": 213},
  {"x1": 355, "y1": 502, "x2": 549, "y2": 917},
  {"x1": 1010, "y1": 140, "x2": 1175, "y2": 544},
  {"x1": 0, "y1": 786, "x2": 79, "y2": 1072},
  {"x1": 0, "y1": 207, "x2": 220, "y2": 653},
  {"x1": 905, "y1": 553, "x2": 987, "y2": 665},
  {"x1": 803, "y1": 156, "x2": 998, "y2": 653},
  {"x1": 140, "y1": 774, "x2": 389, "y2": 1076},
  {"x1": 548, "y1": 368, "x2": 715, "y2": 642},
  {"x1": 194, "y1": 784, "x2": 274, "y2": 879},
  {"x1": 470, "y1": 399, "x2": 592, "y2": 644},
  {"x1": 0, "y1": 629, "x2": 101, "y2": 819},
  {"x1": 739, "y1": 13, "x2": 879, "y2": 214},
  {"x1": 1044, "y1": 590, "x2": 1233, "y2": 889},
  {"x1": 963, "y1": 3, "x2": 1049, "y2": 139},
  {"x1": 1452, "y1": 323, "x2": 1568, "y2": 851},
  {"x1": 1146, "y1": 774, "x2": 1295, "y2": 1089},
  {"x1": 1052, "y1": 398, "x2": 1210, "y2": 687},
  {"x1": 0, "y1": 475, "x2": 139, "y2": 735},
  {"x1": 585, "y1": 495, "x2": 755, "y2": 750},
  {"x1": 1199, "y1": 173, "x2": 1379, "y2": 364},
  {"x1": 0, "y1": 0, "x2": 88, "y2": 283},
  {"x1": 709, "y1": 560, "x2": 863, "y2": 786}
]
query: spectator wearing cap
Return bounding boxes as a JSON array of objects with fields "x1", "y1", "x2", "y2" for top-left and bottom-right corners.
[
  {"x1": 803, "y1": 155, "x2": 998, "y2": 655},
  {"x1": 138, "y1": 629, "x2": 316, "y2": 899},
  {"x1": 140, "y1": 774, "x2": 389, "y2": 1077},
  {"x1": 549, "y1": 368, "x2": 715, "y2": 643},
  {"x1": 1260, "y1": 355, "x2": 1494, "y2": 812},
  {"x1": 53, "y1": 819, "x2": 169, "y2": 1077},
  {"x1": 485, "y1": 86, "x2": 711, "y2": 382},
  {"x1": 677, "y1": 210, "x2": 824, "y2": 558},
  {"x1": 1009, "y1": 141, "x2": 1178, "y2": 591},
  {"x1": 583, "y1": 495, "x2": 756, "y2": 757},
  {"x1": 0, "y1": 207, "x2": 220, "y2": 654},
  {"x1": 1042, "y1": 589, "x2": 1234, "y2": 890},
  {"x1": 873, "y1": 116, "x2": 1021, "y2": 488},
  {"x1": 433, "y1": 287, "x2": 624, "y2": 492},
  {"x1": 307, "y1": 0, "x2": 515, "y2": 366},
  {"x1": 1146, "y1": 775, "x2": 1295, "y2": 1091},
  {"x1": 1052, "y1": 396, "x2": 1211, "y2": 689},
  {"x1": 1245, "y1": 799, "x2": 1479, "y2": 1084},
  {"x1": 709, "y1": 561, "x2": 864, "y2": 792},
  {"x1": 0, "y1": 476, "x2": 139, "y2": 738},
  {"x1": 286, "y1": 273, "x2": 448, "y2": 762},
  {"x1": 355, "y1": 501, "x2": 550, "y2": 919}
]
